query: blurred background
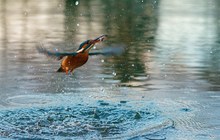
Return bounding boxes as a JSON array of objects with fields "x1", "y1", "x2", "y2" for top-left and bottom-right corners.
[{"x1": 0, "y1": 0, "x2": 220, "y2": 139}]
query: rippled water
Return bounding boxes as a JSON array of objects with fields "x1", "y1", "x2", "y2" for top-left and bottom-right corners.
[
  {"x1": 0, "y1": 0, "x2": 220, "y2": 139},
  {"x1": 0, "y1": 103, "x2": 174, "y2": 139}
]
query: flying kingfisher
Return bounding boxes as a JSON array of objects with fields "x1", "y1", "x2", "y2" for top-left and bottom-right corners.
[{"x1": 37, "y1": 35, "x2": 124, "y2": 74}]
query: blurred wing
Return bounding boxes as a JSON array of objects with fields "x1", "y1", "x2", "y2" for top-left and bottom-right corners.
[
  {"x1": 89, "y1": 44, "x2": 125, "y2": 56},
  {"x1": 36, "y1": 46, "x2": 78, "y2": 60}
]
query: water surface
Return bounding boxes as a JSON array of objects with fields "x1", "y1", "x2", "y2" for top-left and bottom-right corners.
[{"x1": 0, "y1": 0, "x2": 220, "y2": 139}]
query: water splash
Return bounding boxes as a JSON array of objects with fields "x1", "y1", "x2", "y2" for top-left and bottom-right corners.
[
  {"x1": 0, "y1": 104, "x2": 174, "y2": 139},
  {"x1": 75, "y1": 1, "x2": 79, "y2": 6},
  {"x1": 112, "y1": 72, "x2": 117, "y2": 76}
]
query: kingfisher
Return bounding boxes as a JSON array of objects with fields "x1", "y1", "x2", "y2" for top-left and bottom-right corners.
[{"x1": 37, "y1": 35, "x2": 124, "y2": 74}]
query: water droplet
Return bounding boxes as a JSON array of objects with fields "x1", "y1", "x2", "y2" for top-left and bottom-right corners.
[
  {"x1": 146, "y1": 75, "x2": 150, "y2": 79},
  {"x1": 58, "y1": 3, "x2": 62, "y2": 8},
  {"x1": 132, "y1": 64, "x2": 135, "y2": 67},
  {"x1": 101, "y1": 88, "x2": 105, "y2": 92},
  {"x1": 23, "y1": 11, "x2": 28, "y2": 16},
  {"x1": 112, "y1": 72, "x2": 117, "y2": 76},
  {"x1": 75, "y1": 1, "x2": 79, "y2": 5},
  {"x1": 101, "y1": 59, "x2": 105, "y2": 63}
]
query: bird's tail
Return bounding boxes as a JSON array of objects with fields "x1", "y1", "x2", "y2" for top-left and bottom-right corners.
[{"x1": 57, "y1": 67, "x2": 65, "y2": 72}]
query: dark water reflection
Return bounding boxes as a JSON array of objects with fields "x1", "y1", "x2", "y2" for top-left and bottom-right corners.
[{"x1": 0, "y1": 0, "x2": 220, "y2": 139}]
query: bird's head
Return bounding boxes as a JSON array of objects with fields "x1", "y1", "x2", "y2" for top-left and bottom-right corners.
[{"x1": 77, "y1": 35, "x2": 107, "y2": 53}]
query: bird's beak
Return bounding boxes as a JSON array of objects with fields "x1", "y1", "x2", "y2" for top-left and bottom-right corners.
[
  {"x1": 84, "y1": 35, "x2": 107, "y2": 52},
  {"x1": 91, "y1": 34, "x2": 107, "y2": 44}
]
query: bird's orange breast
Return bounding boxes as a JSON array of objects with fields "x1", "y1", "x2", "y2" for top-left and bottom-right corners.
[{"x1": 61, "y1": 53, "x2": 89, "y2": 72}]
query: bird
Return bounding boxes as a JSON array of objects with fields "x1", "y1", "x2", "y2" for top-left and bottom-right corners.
[{"x1": 37, "y1": 35, "x2": 124, "y2": 74}]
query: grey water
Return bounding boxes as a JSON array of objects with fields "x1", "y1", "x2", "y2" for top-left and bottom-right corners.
[{"x1": 0, "y1": 0, "x2": 220, "y2": 139}]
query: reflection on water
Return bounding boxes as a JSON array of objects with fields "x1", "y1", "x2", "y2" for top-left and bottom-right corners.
[
  {"x1": 155, "y1": 0, "x2": 220, "y2": 90},
  {"x1": 0, "y1": 0, "x2": 220, "y2": 139}
]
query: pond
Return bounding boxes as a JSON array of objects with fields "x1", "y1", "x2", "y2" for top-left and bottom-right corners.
[{"x1": 0, "y1": 0, "x2": 220, "y2": 139}]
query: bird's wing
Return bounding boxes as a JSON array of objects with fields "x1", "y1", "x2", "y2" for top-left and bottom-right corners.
[
  {"x1": 36, "y1": 46, "x2": 78, "y2": 60},
  {"x1": 89, "y1": 45, "x2": 125, "y2": 56}
]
